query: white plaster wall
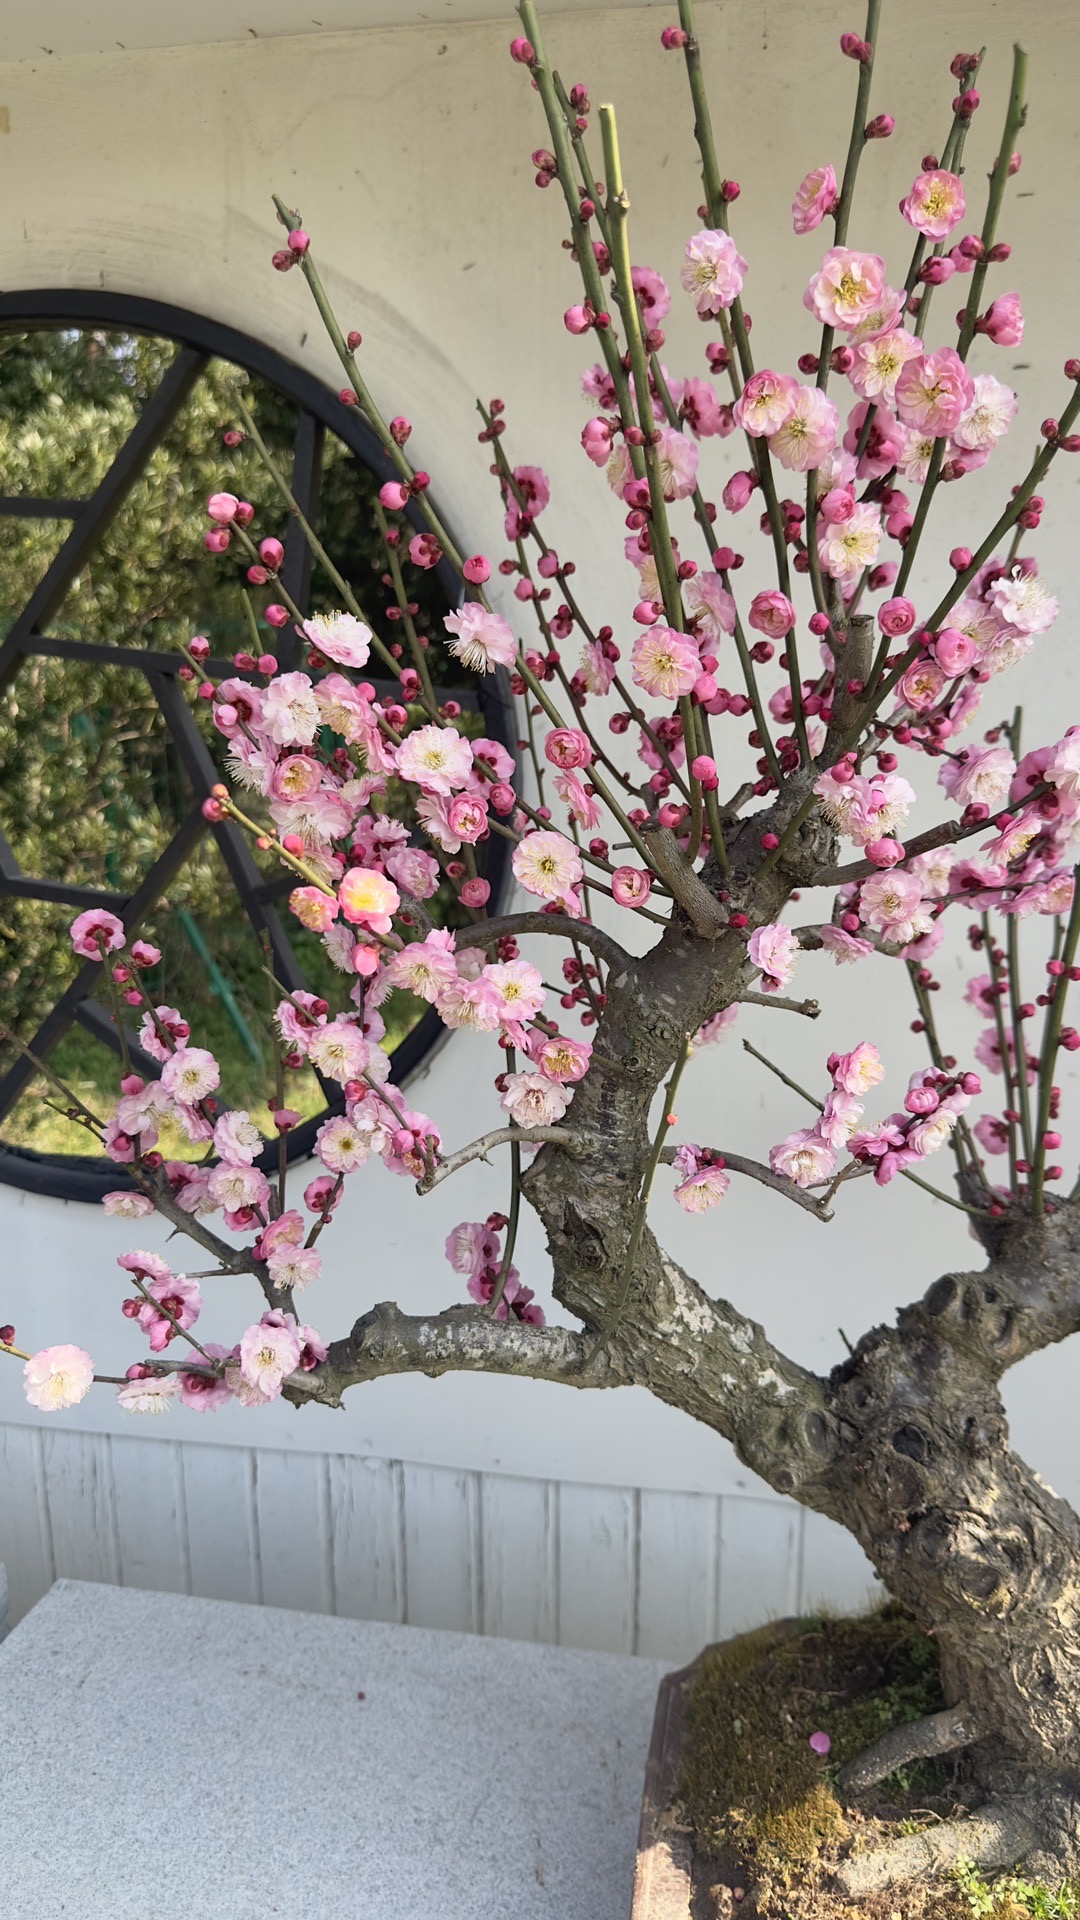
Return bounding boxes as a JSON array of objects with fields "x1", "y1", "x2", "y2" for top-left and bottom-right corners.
[{"x1": 1, "y1": 1, "x2": 1080, "y2": 1642}]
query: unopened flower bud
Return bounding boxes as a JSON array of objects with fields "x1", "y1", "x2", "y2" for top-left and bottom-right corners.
[
  {"x1": 264, "y1": 604, "x2": 290, "y2": 628},
  {"x1": 509, "y1": 35, "x2": 535, "y2": 64},
  {"x1": 691, "y1": 754, "x2": 719, "y2": 790},
  {"x1": 660, "y1": 25, "x2": 688, "y2": 48},
  {"x1": 865, "y1": 113, "x2": 894, "y2": 138},
  {"x1": 867, "y1": 837, "x2": 904, "y2": 868},
  {"x1": 460, "y1": 877, "x2": 491, "y2": 907}
]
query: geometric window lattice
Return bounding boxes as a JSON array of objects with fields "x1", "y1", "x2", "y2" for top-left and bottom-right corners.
[{"x1": 0, "y1": 292, "x2": 514, "y2": 1201}]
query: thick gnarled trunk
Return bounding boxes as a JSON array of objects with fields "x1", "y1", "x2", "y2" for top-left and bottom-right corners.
[{"x1": 323, "y1": 781, "x2": 1080, "y2": 1877}]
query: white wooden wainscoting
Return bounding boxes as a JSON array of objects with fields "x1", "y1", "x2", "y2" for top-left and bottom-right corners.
[{"x1": 0, "y1": 1422, "x2": 878, "y2": 1657}]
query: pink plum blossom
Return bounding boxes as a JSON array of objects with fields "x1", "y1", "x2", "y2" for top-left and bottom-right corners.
[
  {"x1": 207, "y1": 1162, "x2": 270, "y2": 1215},
  {"x1": 952, "y1": 374, "x2": 1017, "y2": 452},
  {"x1": 239, "y1": 1316, "x2": 302, "y2": 1399},
  {"x1": 485, "y1": 959, "x2": 546, "y2": 1024},
  {"x1": 528, "y1": 1032, "x2": 593, "y2": 1082},
  {"x1": 385, "y1": 846, "x2": 440, "y2": 899},
  {"x1": 23, "y1": 1345, "x2": 94, "y2": 1412},
  {"x1": 900, "y1": 170, "x2": 966, "y2": 239},
  {"x1": 212, "y1": 1110, "x2": 263, "y2": 1165},
  {"x1": 262, "y1": 671, "x2": 321, "y2": 747},
  {"x1": 849, "y1": 329, "x2": 923, "y2": 404},
  {"x1": 177, "y1": 1346, "x2": 233, "y2": 1412},
  {"x1": 307, "y1": 1019, "x2": 371, "y2": 1084},
  {"x1": 676, "y1": 376, "x2": 727, "y2": 438},
  {"x1": 981, "y1": 293, "x2": 1024, "y2": 346},
  {"x1": 371, "y1": 931, "x2": 458, "y2": 1005},
  {"x1": 673, "y1": 1148, "x2": 730, "y2": 1212},
  {"x1": 988, "y1": 569, "x2": 1059, "y2": 636},
  {"x1": 791, "y1": 165, "x2": 837, "y2": 235},
  {"x1": 117, "y1": 1374, "x2": 180, "y2": 1415},
  {"x1": 830, "y1": 1042, "x2": 885, "y2": 1096},
  {"x1": 395, "y1": 725, "x2": 475, "y2": 795},
  {"x1": 770, "y1": 1129, "x2": 836, "y2": 1188},
  {"x1": 512, "y1": 830, "x2": 583, "y2": 901},
  {"x1": 684, "y1": 573, "x2": 736, "y2": 644},
  {"x1": 631, "y1": 263, "x2": 671, "y2": 322},
  {"x1": 160, "y1": 1046, "x2": 220, "y2": 1104},
  {"x1": 267, "y1": 1245, "x2": 322, "y2": 1291},
  {"x1": 748, "y1": 923, "x2": 799, "y2": 992},
  {"x1": 817, "y1": 503, "x2": 882, "y2": 580},
  {"x1": 767, "y1": 385, "x2": 838, "y2": 472},
  {"x1": 748, "y1": 592, "x2": 797, "y2": 639},
  {"x1": 897, "y1": 657, "x2": 947, "y2": 712},
  {"x1": 819, "y1": 927, "x2": 874, "y2": 964},
  {"x1": 444, "y1": 604, "x2": 517, "y2": 672},
  {"x1": 804, "y1": 248, "x2": 886, "y2": 329},
  {"x1": 859, "y1": 871, "x2": 932, "y2": 945},
  {"x1": 939, "y1": 746, "x2": 1015, "y2": 810},
  {"x1": 338, "y1": 868, "x2": 400, "y2": 933},
  {"x1": 300, "y1": 611, "x2": 372, "y2": 667},
  {"x1": 894, "y1": 348, "x2": 974, "y2": 437},
  {"x1": 581, "y1": 417, "x2": 614, "y2": 466},
  {"x1": 681, "y1": 229, "x2": 747, "y2": 316},
  {"x1": 722, "y1": 470, "x2": 755, "y2": 514},
  {"x1": 446, "y1": 1220, "x2": 501, "y2": 1278},
  {"x1": 134, "y1": 1274, "x2": 201, "y2": 1351},
  {"x1": 500, "y1": 1072, "x2": 572, "y2": 1128},
  {"x1": 733, "y1": 371, "x2": 798, "y2": 437},
  {"x1": 70, "y1": 908, "x2": 126, "y2": 957},
  {"x1": 545, "y1": 728, "x2": 592, "y2": 771},
  {"x1": 655, "y1": 426, "x2": 699, "y2": 500},
  {"x1": 632, "y1": 628, "x2": 701, "y2": 700}
]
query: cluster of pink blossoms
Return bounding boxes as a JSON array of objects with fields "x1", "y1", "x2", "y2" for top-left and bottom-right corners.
[
  {"x1": 769, "y1": 1045, "x2": 979, "y2": 1191},
  {"x1": 444, "y1": 1218, "x2": 545, "y2": 1323}
]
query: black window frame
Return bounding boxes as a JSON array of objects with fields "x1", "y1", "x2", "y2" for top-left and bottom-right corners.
[{"x1": 0, "y1": 290, "x2": 515, "y2": 1202}]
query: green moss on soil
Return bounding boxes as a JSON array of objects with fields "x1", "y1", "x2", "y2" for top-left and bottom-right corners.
[{"x1": 678, "y1": 1604, "x2": 945, "y2": 1880}]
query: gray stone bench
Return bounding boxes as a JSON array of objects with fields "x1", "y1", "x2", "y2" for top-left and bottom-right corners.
[{"x1": 0, "y1": 1576, "x2": 667, "y2": 1920}]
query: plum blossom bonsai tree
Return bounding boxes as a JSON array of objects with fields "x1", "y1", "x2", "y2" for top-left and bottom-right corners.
[{"x1": 7, "y1": 0, "x2": 1080, "y2": 1894}]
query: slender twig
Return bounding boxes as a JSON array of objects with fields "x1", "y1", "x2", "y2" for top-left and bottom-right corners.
[
  {"x1": 659, "y1": 1145, "x2": 832, "y2": 1220},
  {"x1": 740, "y1": 992, "x2": 821, "y2": 1018},
  {"x1": 454, "y1": 915, "x2": 634, "y2": 974},
  {"x1": 417, "y1": 1126, "x2": 586, "y2": 1192}
]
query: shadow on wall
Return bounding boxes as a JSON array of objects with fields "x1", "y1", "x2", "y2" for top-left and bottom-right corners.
[{"x1": 0, "y1": 1421, "x2": 878, "y2": 1657}]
